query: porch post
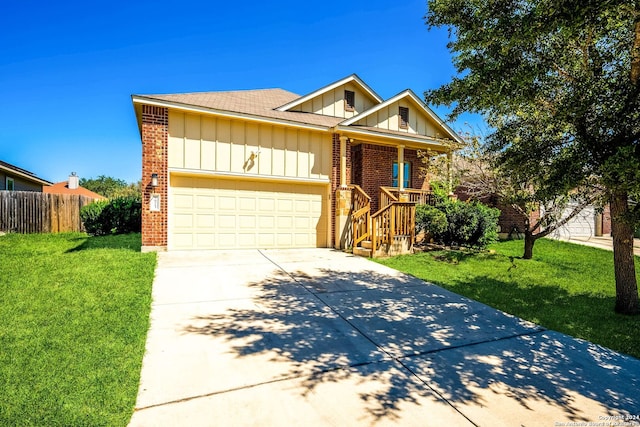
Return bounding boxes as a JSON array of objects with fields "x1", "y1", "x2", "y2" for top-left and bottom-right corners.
[
  {"x1": 335, "y1": 136, "x2": 352, "y2": 249},
  {"x1": 397, "y1": 145, "x2": 405, "y2": 192},
  {"x1": 340, "y1": 136, "x2": 348, "y2": 188},
  {"x1": 447, "y1": 150, "x2": 454, "y2": 195}
]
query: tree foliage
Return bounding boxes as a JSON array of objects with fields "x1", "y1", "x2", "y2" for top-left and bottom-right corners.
[
  {"x1": 425, "y1": 0, "x2": 640, "y2": 313},
  {"x1": 452, "y1": 132, "x2": 603, "y2": 259},
  {"x1": 79, "y1": 175, "x2": 142, "y2": 199}
]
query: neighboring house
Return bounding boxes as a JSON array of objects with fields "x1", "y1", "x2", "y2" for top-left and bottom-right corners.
[
  {"x1": 459, "y1": 191, "x2": 612, "y2": 239},
  {"x1": 43, "y1": 173, "x2": 106, "y2": 200},
  {"x1": 132, "y1": 74, "x2": 462, "y2": 252},
  {"x1": 0, "y1": 160, "x2": 52, "y2": 191}
]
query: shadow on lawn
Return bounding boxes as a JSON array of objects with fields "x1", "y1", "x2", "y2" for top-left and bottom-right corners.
[
  {"x1": 66, "y1": 233, "x2": 142, "y2": 252},
  {"x1": 183, "y1": 264, "x2": 640, "y2": 422}
]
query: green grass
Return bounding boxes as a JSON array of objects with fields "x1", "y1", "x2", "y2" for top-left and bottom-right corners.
[
  {"x1": 0, "y1": 233, "x2": 156, "y2": 426},
  {"x1": 377, "y1": 238, "x2": 640, "y2": 360}
]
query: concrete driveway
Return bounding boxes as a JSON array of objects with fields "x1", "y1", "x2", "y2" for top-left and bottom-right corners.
[{"x1": 129, "y1": 249, "x2": 640, "y2": 426}]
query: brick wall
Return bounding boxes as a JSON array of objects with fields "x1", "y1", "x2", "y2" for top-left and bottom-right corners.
[
  {"x1": 351, "y1": 143, "x2": 428, "y2": 212},
  {"x1": 141, "y1": 105, "x2": 168, "y2": 250}
]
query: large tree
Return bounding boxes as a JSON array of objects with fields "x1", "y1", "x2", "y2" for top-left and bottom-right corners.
[{"x1": 425, "y1": 0, "x2": 640, "y2": 314}]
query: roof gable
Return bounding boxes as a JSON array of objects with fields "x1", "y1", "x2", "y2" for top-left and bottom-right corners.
[
  {"x1": 275, "y1": 74, "x2": 383, "y2": 119},
  {"x1": 340, "y1": 90, "x2": 463, "y2": 144},
  {"x1": 0, "y1": 160, "x2": 52, "y2": 186}
]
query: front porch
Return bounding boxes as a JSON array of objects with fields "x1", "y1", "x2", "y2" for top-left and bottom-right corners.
[
  {"x1": 341, "y1": 185, "x2": 436, "y2": 258},
  {"x1": 332, "y1": 131, "x2": 452, "y2": 258}
]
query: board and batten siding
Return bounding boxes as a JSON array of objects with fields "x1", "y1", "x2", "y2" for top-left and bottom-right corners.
[
  {"x1": 357, "y1": 100, "x2": 443, "y2": 138},
  {"x1": 294, "y1": 83, "x2": 377, "y2": 119},
  {"x1": 168, "y1": 111, "x2": 331, "y2": 180}
]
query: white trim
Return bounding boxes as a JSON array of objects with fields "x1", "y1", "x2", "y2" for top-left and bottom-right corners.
[
  {"x1": 339, "y1": 89, "x2": 464, "y2": 145},
  {"x1": 0, "y1": 164, "x2": 51, "y2": 186},
  {"x1": 275, "y1": 74, "x2": 383, "y2": 112},
  {"x1": 168, "y1": 167, "x2": 331, "y2": 185},
  {"x1": 132, "y1": 96, "x2": 332, "y2": 133},
  {"x1": 335, "y1": 125, "x2": 452, "y2": 149}
]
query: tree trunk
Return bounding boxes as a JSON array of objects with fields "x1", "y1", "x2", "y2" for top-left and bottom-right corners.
[
  {"x1": 610, "y1": 192, "x2": 639, "y2": 315},
  {"x1": 523, "y1": 231, "x2": 535, "y2": 259}
]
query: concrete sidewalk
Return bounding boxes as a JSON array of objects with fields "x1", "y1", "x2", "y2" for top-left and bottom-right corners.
[
  {"x1": 551, "y1": 235, "x2": 640, "y2": 256},
  {"x1": 129, "y1": 249, "x2": 640, "y2": 426}
]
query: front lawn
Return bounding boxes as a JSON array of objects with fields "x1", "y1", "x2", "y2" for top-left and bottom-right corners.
[
  {"x1": 377, "y1": 238, "x2": 640, "y2": 360},
  {"x1": 0, "y1": 233, "x2": 156, "y2": 426}
]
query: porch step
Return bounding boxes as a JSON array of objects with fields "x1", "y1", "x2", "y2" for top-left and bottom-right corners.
[
  {"x1": 353, "y1": 246, "x2": 372, "y2": 258},
  {"x1": 361, "y1": 240, "x2": 372, "y2": 249}
]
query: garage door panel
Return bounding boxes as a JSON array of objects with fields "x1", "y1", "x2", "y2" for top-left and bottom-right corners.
[
  {"x1": 238, "y1": 215, "x2": 256, "y2": 229},
  {"x1": 196, "y1": 195, "x2": 215, "y2": 210},
  {"x1": 258, "y1": 198, "x2": 275, "y2": 211},
  {"x1": 170, "y1": 176, "x2": 328, "y2": 250},
  {"x1": 219, "y1": 196, "x2": 236, "y2": 210},
  {"x1": 174, "y1": 213, "x2": 193, "y2": 228},
  {"x1": 277, "y1": 199, "x2": 293, "y2": 212},
  {"x1": 239, "y1": 197, "x2": 256, "y2": 210},
  {"x1": 174, "y1": 194, "x2": 193, "y2": 209},
  {"x1": 196, "y1": 214, "x2": 215, "y2": 228},
  {"x1": 219, "y1": 215, "x2": 236, "y2": 228}
]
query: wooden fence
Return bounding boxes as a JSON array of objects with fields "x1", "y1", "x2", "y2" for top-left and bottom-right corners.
[{"x1": 0, "y1": 191, "x2": 95, "y2": 233}]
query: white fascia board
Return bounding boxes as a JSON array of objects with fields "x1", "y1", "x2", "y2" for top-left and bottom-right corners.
[
  {"x1": 275, "y1": 74, "x2": 383, "y2": 112},
  {"x1": 0, "y1": 165, "x2": 52, "y2": 186},
  {"x1": 336, "y1": 125, "x2": 452, "y2": 150},
  {"x1": 340, "y1": 89, "x2": 464, "y2": 145},
  {"x1": 132, "y1": 96, "x2": 331, "y2": 133}
]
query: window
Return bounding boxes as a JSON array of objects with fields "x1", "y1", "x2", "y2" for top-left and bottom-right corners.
[
  {"x1": 344, "y1": 90, "x2": 355, "y2": 112},
  {"x1": 6, "y1": 177, "x2": 14, "y2": 191},
  {"x1": 399, "y1": 106, "x2": 409, "y2": 129},
  {"x1": 392, "y1": 162, "x2": 411, "y2": 188}
]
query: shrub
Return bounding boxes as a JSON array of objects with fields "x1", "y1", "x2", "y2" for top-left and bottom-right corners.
[
  {"x1": 80, "y1": 200, "x2": 109, "y2": 235},
  {"x1": 416, "y1": 204, "x2": 448, "y2": 240},
  {"x1": 416, "y1": 199, "x2": 500, "y2": 249},
  {"x1": 80, "y1": 196, "x2": 141, "y2": 236}
]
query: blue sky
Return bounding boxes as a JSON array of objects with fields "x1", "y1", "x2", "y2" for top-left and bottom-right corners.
[{"x1": 0, "y1": 0, "x2": 478, "y2": 184}]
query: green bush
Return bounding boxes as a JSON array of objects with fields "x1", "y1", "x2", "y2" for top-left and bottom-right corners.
[
  {"x1": 80, "y1": 200, "x2": 109, "y2": 235},
  {"x1": 416, "y1": 199, "x2": 500, "y2": 249},
  {"x1": 416, "y1": 204, "x2": 448, "y2": 238},
  {"x1": 80, "y1": 196, "x2": 141, "y2": 236}
]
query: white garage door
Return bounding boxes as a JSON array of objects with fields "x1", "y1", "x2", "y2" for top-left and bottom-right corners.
[
  {"x1": 551, "y1": 204, "x2": 596, "y2": 238},
  {"x1": 169, "y1": 175, "x2": 329, "y2": 250}
]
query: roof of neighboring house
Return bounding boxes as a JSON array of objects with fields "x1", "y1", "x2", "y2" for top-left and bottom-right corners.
[
  {"x1": 0, "y1": 160, "x2": 52, "y2": 186},
  {"x1": 43, "y1": 181, "x2": 106, "y2": 199}
]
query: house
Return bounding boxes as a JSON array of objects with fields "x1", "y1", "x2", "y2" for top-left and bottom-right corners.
[
  {"x1": 43, "y1": 173, "x2": 106, "y2": 200},
  {"x1": 0, "y1": 160, "x2": 52, "y2": 191},
  {"x1": 132, "y1": 74, "x2": 463, "y2": 253}
]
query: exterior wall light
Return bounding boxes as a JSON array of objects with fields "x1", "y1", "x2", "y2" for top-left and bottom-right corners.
[{"x1": 151, "y1": 173, "x2": 159, "y2": 187}]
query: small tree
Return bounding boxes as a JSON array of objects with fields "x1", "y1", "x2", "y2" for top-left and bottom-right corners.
[{"x1": 450, "y1": 133, "x2": 603, "y2": 259}]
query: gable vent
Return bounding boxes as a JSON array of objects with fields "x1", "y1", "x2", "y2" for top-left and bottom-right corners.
[
  {"x1": 399, "y1": 106, "x2": 409, "y2": 129},
  {"x1": 344, "y1": 90, "x2": 355, "y2": 112}
]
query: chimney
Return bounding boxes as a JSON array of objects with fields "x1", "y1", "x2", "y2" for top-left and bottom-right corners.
[{"x1": 68, "y1": 172, "x2": 79, "y2": 190}]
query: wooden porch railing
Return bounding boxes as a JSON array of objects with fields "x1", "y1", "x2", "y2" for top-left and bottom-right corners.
[
  {"x1": 381, "y1": 187, "x2": 436, "y2": 206},
  {"x1": 348, "y1": 185, "x2": 420, "y2": 257},
  {"x1": 371, "y1": 202, "x2": 416, "y2": 256},
  {"x1": 350, "y1": 185, "x2": 371, "y2": 247}
]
